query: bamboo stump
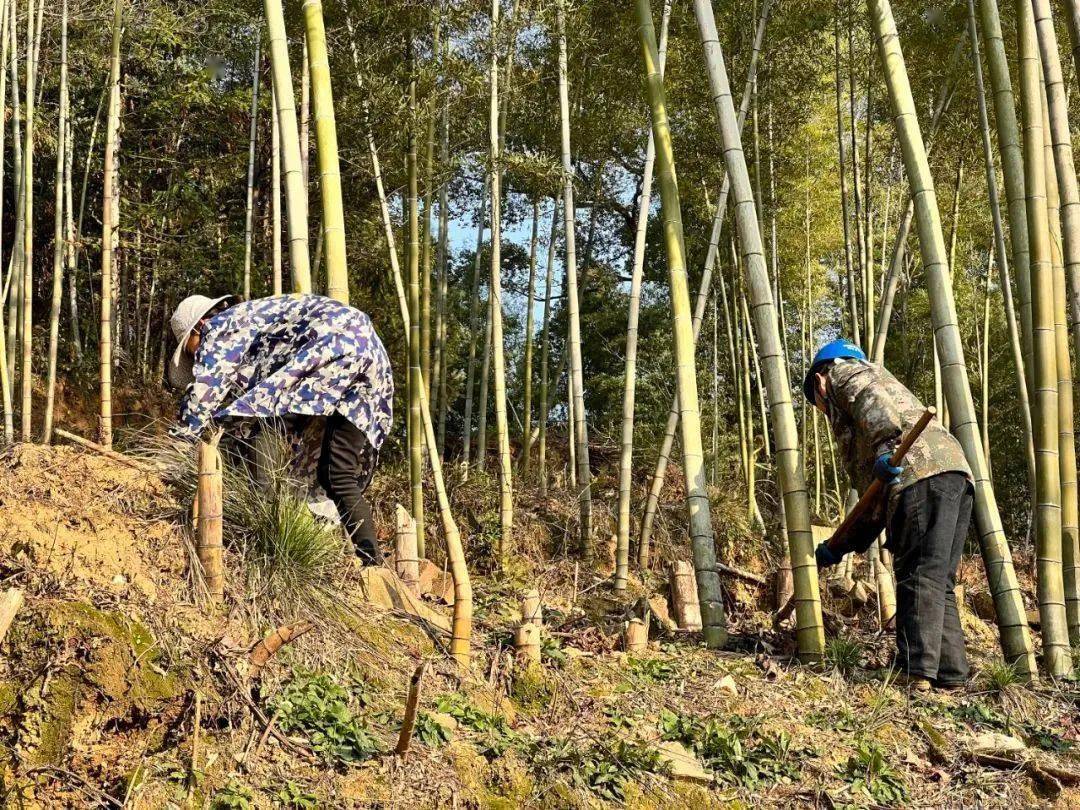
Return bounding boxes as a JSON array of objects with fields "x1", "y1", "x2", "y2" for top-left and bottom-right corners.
[
  {"x1": 669, "y1": 560, "x2": 703, "y2": 631},
  {"x1": 514, "y1": 623, "x2": 541, "y2": 665},
  {"x1": 196, "y1": 433, "x2": 224, "y2": 601},
  {"x1": 522, "y1": 589, "x2": 542, "y2": 626},
  {"x1": 623, "y1": 618, "x2": 648, "y2": 653},
  {"x1": 395, "y1": 505, "x2": 420, "y2": 596}
]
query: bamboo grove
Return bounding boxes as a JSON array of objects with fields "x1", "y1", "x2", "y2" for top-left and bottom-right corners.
[{"x1": 5, "y1": 0, "x2": 1080, "y2": 677}]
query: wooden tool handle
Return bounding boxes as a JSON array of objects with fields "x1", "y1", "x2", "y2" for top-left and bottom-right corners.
[{"x1": 826, "y1": 406, "x2": 937, "y2": 552}]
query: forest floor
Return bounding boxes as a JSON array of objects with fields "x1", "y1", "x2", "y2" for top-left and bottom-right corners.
[{"x1": 0, "y1": 440, "x2": 1077, "y2": 808}]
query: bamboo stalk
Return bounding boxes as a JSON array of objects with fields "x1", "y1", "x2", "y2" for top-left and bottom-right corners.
[
  {"x1": 639, "y1": 0, "x2": 727, "y2": 648},
  {"x1": 870, "y1": 0, "x2": 1036, "y2": 679}
]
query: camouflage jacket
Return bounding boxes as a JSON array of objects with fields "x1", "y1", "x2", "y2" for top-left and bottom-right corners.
[{"x1": 824, "y1": 358, "x2": 972, "y2": 552}]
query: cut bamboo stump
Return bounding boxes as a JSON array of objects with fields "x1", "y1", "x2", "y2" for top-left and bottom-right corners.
[
  {"x1": 624, "y1": 618, "x2": 648, "y2": 653},
  {"x1": 522, "y1": 589, "x2": 542, "y2": 626},
  {"x1": 514, "y1": 622, "x2": 541, "y2": 665},
  {"x1": 196, "y1": 433, "x2": 224, "y2": 601},
  {"x1": 669, "y1": 560, "x2": 703, "y2": 631},
  {"x1": 395, "y1": 505, "x2": 420, "y2": 596},
  {"x1": 0, "y1": 588, "x2": 24, "y2": 644}
]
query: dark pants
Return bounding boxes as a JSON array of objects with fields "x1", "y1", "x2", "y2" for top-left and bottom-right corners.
[
  {"x1": 317, "y1": 413, "x2": 380, "y2": 564},
  {"x1": 887, "y1": 472, "x2": 972, "y2": 685}
]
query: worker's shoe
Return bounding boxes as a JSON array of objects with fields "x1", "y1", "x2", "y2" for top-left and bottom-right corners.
[{"x1": 891, "y1": 672, "x2": 932, "y2": 693}]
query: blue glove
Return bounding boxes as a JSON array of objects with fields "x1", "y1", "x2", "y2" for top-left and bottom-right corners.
[
  {"x1": 873, "y1": 453, "x2": 904, "y2": 485},
  {"x1": 815, "y1": 542, "x2": 841, "y2": 569}
]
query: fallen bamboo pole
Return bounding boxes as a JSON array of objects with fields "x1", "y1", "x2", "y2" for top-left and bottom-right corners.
[
  {"x1": 0, "y1": 588, "x2": 24, "y2": 644},
  {"x1": 54, "y1": 428, "x2": 162, "y2": 473}
]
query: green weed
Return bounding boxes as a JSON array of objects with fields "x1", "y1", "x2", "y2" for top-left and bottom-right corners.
[
  {"x1": 275, "y1": 781, "x2": 319, "y2": 809},
  {"x1": 825, "y1": 637, "x2": 864, "y2": 676},
  {"x1": 434, "y1": 694, "x2": 520, "y2": 758},
  {"x1": 625, "y1": 656, "x2": 675, "y2": 683},
  {"x1": 415, "y1": 711, "x2": 452, "y2": 747},
  {"x1": 271, "y1": 672, "x2": 382, "y2": 765},
  {"x1": 838, "y1": 741, "x2": 908, "y2": 806},
  {"x1": 659, "y1": 711, "x2": 804, "y2": 789},
  {"x1": 212, "y1": 780, "x2": 254, "y2": 810},
  {"x1": 533, "y1": 737, "x2": 668, "y2": 802},
  {"x1": 978, "y1": 659, "x2": 1021, "y2": 694}
]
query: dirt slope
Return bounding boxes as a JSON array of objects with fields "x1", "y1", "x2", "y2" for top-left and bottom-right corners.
[{"x1": 0, "y1": 444, "x2": 1077, "y2": 808}]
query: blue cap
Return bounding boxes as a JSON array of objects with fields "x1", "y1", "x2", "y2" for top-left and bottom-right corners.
[{"x1": 803, "y1": 339, "x2": 866, "y2": 401}]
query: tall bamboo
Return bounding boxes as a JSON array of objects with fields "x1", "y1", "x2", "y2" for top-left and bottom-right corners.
[
  {"x1": 967, "y1": 0, "x2": 1035, "y2": 504},
  {"x1": 835, "y1": 10, "x2": 859, "y2": 346},
  {"x1": 538, "y1": 200, "x2": 558, "y2": 498},
  {"x1": 6, "y1": 2, "x2": 19, "y2": 384},
  {"x1": 406, "y1": 47, "x2": 426, "y2": 558},
  {"x1": 460, "y1": 185, "x2": 487, "y2": 475},
  {"x1": 20, "y1": 0, "x2": 37, "y2": 441},
  {"x1": 1036, "y1": 65, "x2": 1080, "y2": 649},
  {"x1": 434, "y1": 82, "x2": 450, "y2": 455},
  {"x1": 99, "y1": 0, "x2": 122, "y2": 449},
  {"x1": 616, "y1": 0, "x2": 672, "y2": 592},
  {"x1": 692, "y1": 0, "x2": 820, "y2": 656},
  {"x1": 870, "y1": 0, "x2": 1036, "y2": 678},
  {"x1": 488, "y1": 0, "x2": 514, "y2": 559},
  {"x1": 420, "y1": 14, "x2": 441, "y2": 388},
  {"x1": 557, "y1": 0, "x2": 592, "y2": 556},
  {"x1": 0, "y1": 0, "x2": 12, "y2": 442},
  {"x1": 270, "y1": 82, "x2": 282, "y2": 294},
  {"x1": 979, "y1": 0, "x2": 1032, "y2": 394},
  {"x1": 242, "y1": 39, "x2": 260, "y2": 300},
  {"x1": 521, "y1": 198, "x2": 539, "y2": 476},
  {"x1": 638, "y1": 0, "x2": 726, "y2": 648},
  {"x1": 264, "y1": 0, "x2": 311, "y2": 293},
  {"x1": 303, "y1": 0, "x2": 347, "y2": 303},
  {"x1": 43, "y1": 0, "x2": 69, "y2": 444},
  {"x1": 1033, "y1": 0, "x2": 1080, "y2": 356},
  {"x1": 638, "y1": 0, "x2": 771, "y2": 564}
]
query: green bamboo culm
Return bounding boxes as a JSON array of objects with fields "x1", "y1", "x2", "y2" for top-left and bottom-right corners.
[
  {"x1": 1032, "y1": 0, "x2": 1080, "y2": 646},
  {"x1": 406, "y1": 44, "x2": 426, "y2": 557},
  {"x1": 302, "y1": 0, "x2": 348, "y2": 305},
  {"x1": 869, "y1": 0, "x2": 1036, "y2": 680},
  {"x1": 635, "y1": 0, "x2": 726, "y2": 648},
  {"x1": 264, "y1": 0, "x2": 311, "y2": 293},
  {"x1": 1016, "y1": 0, "x2": 1071, "y2": 677},
  {"x1": 691, "y1": 0, "x2": 822, "y2": 657}
]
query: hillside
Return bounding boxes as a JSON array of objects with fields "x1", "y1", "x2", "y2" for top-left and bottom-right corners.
[{"x1": 0, "y1": 443, "x2": 1076, "y2": 808}]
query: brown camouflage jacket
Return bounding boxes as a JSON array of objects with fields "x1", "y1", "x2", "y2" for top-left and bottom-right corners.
[{"x1": 823, "y1": 358, "x2": 972, "y2": 551}]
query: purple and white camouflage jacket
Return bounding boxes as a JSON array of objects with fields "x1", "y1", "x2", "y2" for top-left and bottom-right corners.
[{"x1": 173, "y1": 295, "x2": 394, "y2": 477}]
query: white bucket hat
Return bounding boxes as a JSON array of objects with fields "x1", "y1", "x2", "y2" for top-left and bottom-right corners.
[{"x1": 167, "y1": 294, "x2": 233, "y2": 390}]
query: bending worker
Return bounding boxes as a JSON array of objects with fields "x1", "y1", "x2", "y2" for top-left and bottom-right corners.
[
  {"x1": 167, "y1": 293, "x2": 394, "y2": 565},
  {"x1": 804, "y1": 339, "x2": 972, "y2": 692}
]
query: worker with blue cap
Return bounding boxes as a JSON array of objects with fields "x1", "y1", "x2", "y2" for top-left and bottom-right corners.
[{"x1": 804, "y1": 339, "x2": 973, "y2": 692}]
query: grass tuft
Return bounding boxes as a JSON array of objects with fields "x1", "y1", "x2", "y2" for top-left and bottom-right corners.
[
  {"x1": 825, "y1": 636, "x2": 864, "y2": 676},
  {"x1": 978, "y1": 659, "x2": 1021, "y2": 695}
]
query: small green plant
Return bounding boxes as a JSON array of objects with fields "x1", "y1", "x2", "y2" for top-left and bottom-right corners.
[
  {"x1": 838, "y1": 741, "x2": 908, "y2": 806},
  {"x1": 534, "y1": 737, "x2": 668, "y2": 802},
  {"x1": 415, "y1": 712, "x2": 452, "y2": 747},
  {"x1": 275, "y1": 781, "x2": 319, "y2": 809},
  {"x1": 541, "y1": 634, "x2": 567, "y2": 667},
  {"x1": 626, "y1": 656, "x2": 675, "y2": 683},
  {"x1": 434, "y1": 694, "x2": 519, "y2": 758},
  {"x1": 978, "y1": 659, "x2": 1021, "y2": 694},
  {"x1": 272, "y1": 672, "x2": 382, "y2": 765},
  {"x1": 825, "y1": 636, "x2": 864, "y2": 676},
  {"x1": 659, "y1": 712, "x2": 803, "y2": 789},
  {"x1": 212, "y1": 780, "x2": 254, "y2": 810}
]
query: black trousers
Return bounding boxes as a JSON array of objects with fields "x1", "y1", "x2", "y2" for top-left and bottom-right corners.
[
  {"x1": 317, "y1": 413, "x2": 380, "y2": 564},
  {"x1": 887, "y1": 472, "x2": 972, "y2": 684}
]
